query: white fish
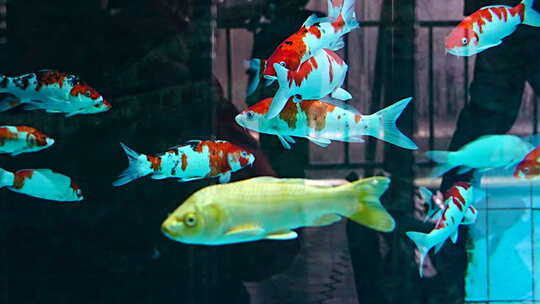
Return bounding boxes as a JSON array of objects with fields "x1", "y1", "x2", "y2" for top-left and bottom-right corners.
[{"x1": 425, "y1": 135, "x2": 533, "y2": 177}]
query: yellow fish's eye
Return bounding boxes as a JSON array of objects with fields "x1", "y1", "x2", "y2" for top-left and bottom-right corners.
[{"x1": 184, "y1": 213, "x2": 197, "y2": 227}]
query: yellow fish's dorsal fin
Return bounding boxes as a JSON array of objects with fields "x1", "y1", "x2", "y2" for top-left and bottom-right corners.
[
  {"x1": 224, "y1": 224, "x2": 264, "y2": 236},
  {"x1": 340, "y1": 176, "x2": 396, "y2": 232},
  {"x1": 265, "y1": 230, "x2": 298, "y2": 240},
  {"x1": 245, "y1": 176, "x2": 306, "y2": 184},
  {"x1": 245, "y1": 176, "x2": 334, "y2": 187}
]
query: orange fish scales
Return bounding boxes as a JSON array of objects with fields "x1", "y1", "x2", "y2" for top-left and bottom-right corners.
[
  {"x1": 300, "y1": 100, "x2": 336, "y2": 131},
  {"x1": 13, "y1": 170, "x2": 33, "y2": 189},
  {"x1": 181, "y1": 153, "x2": 188, "y2": 171},
  {"x1": 0, "y1": 127, "x2": 18, "y2": 146},
  {"x1": 250, "y1": 98, "x2": 272, "y2": 114},
  {"x1": 288, "y1": 57, "x2": 318, "y2": 87},
  {"x1": 279, "y1": 98, "x2": 299, "y2": 128},
  {"x1": 147, "y1": 155, "x2": 162, "y2": 171}
]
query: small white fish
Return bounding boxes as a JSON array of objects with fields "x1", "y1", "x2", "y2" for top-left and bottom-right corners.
[
  {"x1": 425, "y1": 134, "x2": 533, "y2": 177},
  {"x1": 406, "y1": 182, "x2": 483, "y2": 277},
  {"x1": 0, "y1": 168, "x2": 83, "y2": 202}
]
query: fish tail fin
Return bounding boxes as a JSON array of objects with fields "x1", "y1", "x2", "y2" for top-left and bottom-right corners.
[
  {"x1": 425, "y1": 151, "x2": 456, "y2": 177},
  {"x1": 340, "y1": 176, "x2": 395, "y2": 232},
  {"x1": 362, "y1": 97, "x2": 418, "y2": 150},
  {"x1": 337, "y1": 0, "x2": 359, "y2": 33},
  {"x1": 112, "y1": 143, "x2": 151, "y2": 187},
  {"x1": 521, "y1": 0, "x2": 540, "y2": 26},
  {"x1": 244, "y1": 58, "x2": 265, "y2": 96},
  {"x1": 327, "y1": 0, "x2": 341, "y2": 19},
  {"x1": 405, "y1": 231, "x2": 432, "y2": 277},
  {"x1": 0, "y1": 168, "x2": 14, "y2": 188},
  {"x1": 0, "y1": 93, "x2": 22, "y2": 112}
]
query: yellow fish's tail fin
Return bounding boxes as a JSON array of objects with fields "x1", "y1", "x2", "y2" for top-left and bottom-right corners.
[{"x1": 340, "y1": 176, "x2": 395, "y2": 232}]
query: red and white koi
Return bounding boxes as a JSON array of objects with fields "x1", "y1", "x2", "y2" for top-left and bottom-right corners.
[
  {"x1": 235, "y1": 96, "x2": 417, "y2": 150},
  {"x1": 0, "y1": 125, "x2": 54, "y2": 156},
  {"x1": 406, "y1": 182, "x2": 483, "y2": 277},
  {"x1": 112, "y1": 140, "x2": 255, "y2": 186},
  {"x1": 264, "y1": 49, "x2": 351, "y2": 119},
  {"x1": 0, "y1": 168, "x2": 83, "y2": 202},
  {"x1": 262, "y1": 0, "x2": 358, "y2": 79},
  {"x1": 514, "y1": 145, "x2": 540, "y2": 179},
  {"x1": 0, "y1": 70, "x2": 111, "y2": 117},
  {"x1": 446, "y1": 0, "x2": 540, "y2": 56}
]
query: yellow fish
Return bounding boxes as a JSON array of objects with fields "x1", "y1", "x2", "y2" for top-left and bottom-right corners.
[{"x1": 161, "y1": 176, "x2": 395, "y2": 245}]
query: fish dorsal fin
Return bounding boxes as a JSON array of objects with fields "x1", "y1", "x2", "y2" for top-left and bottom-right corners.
[
  {"x1": 245, "y1": 176, "x2": 305, "y2": 184},
  {"x1": 225, "y1": 224, "x2": 264, "y2": 236},
  {"x1": 302, "y1": 14, "x2": 322, "y2": 27},
  {"x1": 265, "y1": 230, "x2": 298, "y2": 240}
]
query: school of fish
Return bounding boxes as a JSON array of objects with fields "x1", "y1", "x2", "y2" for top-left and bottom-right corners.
[{"x1": 1, "y1": 0, "x2": 539, "y2": 284}]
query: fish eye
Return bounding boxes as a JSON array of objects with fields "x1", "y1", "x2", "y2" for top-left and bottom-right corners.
[
  {"x1": 241, "y1": 151, "x2": 248, "y2": 157},
  {"x1": 524, "y1": 167, "x2": 530, "y2": 173},
  {"x1": 461, "y1": 37, "x2": 468, "y2": 45},
  {"x1": 279, "y1": 61, "x2": 286, "y2": 67},
  {"x1": 84, "y1": 91, "x2": 91, "y2": 97},
  {"x1": 246, "y1": 111, "x2": 254, "y2": 120},
  {"x1": 184, "y1": 213, "x2": 197, "y2": 227}
]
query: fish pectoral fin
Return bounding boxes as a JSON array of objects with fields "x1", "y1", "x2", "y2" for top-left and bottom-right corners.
[
  {"x1": 225, "y1": 224, "x2": 264, "y2": 236},
  {"x1": 65, "y1": 111, "x2": 80, "y2": 117},
  {"x1": 331, "y1": 88, "x2": 352, "y2": 101},
  {"x1": 450, "y1": 230, "x2": 459, "y2": 244},
  {"x1": 218, "y1": 172, "x2": 231, "y2": 184},
  {"x1": 341, "y1": 136, "x2": 365, "y2": 143},
  {"x1": 306, "y1": 136, "x2": 331, "y2": 147},
  {"x1": 265, "y1": 230, "x2": 298, "y2": 240},
  {"x1": 277, "y1": 134, "x2": 292, "y2": 150},
  {"x1": 177, "y1": 176, "x2": 201, "y2": 182},
  {"x1": 312, "y1": 214, "x2": 342, "y2": 227},
  {"x1": 283, "y1": 135, "x2": 296, "y2": 144},
  {"x1": 302, "y1": 14, "x2": 323, "y2": 27}
]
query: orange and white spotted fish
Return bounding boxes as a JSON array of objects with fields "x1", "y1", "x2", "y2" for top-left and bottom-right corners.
[
  {"x1": 406, "y1": 182, "x2": 483, "y2": 277},
  {"x1": 0, "y1": 125, "x2": 54, "y2": 156},
  {"x1": 112, "y1": 140, "x2": 255, "y2": 187},
  {"x1": 253, "y1": 49, "x2": 351, "y2": 119},
  {"x1": 262, "y1": 0, "x2": 358, "y2": 80},
  {"x1": 0, "y1": 168, "x2": 83, "y2": 202},
  {"x1": 514, "y1": 145, "x2": 540, "y2": 179},
  {"x1": 0, "y1": 70, "x2": 111, "y2": 117},
  {"x1": 235, "y1": 97, "x2": 417, "y2": 150},
  {"x1": 446, "y1": 0, "x2": 540, "y2": 56}
]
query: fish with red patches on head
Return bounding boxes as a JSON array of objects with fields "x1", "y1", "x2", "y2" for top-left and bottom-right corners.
[
  {"x1": 262, "y1": 0, "x2": 358, "y2": 80},
  {"x1": 113, "y1": 140, "x2": 255, "y2": 186},
  {"x1": 446, "y1": 0, "x2": 540, "y2": 56},
  {"x1": 0, "y1": 125, "x2": 55, "y2": 156},
  {"x1": 0, "y1": 70, "x2": 111, "y2": 116},
  {"x1": 514, "y1": 145, "x2": 540, "y2": 179},
  {"x1": 236, "y1": 97, "x2": 418, "y2": 150}
]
